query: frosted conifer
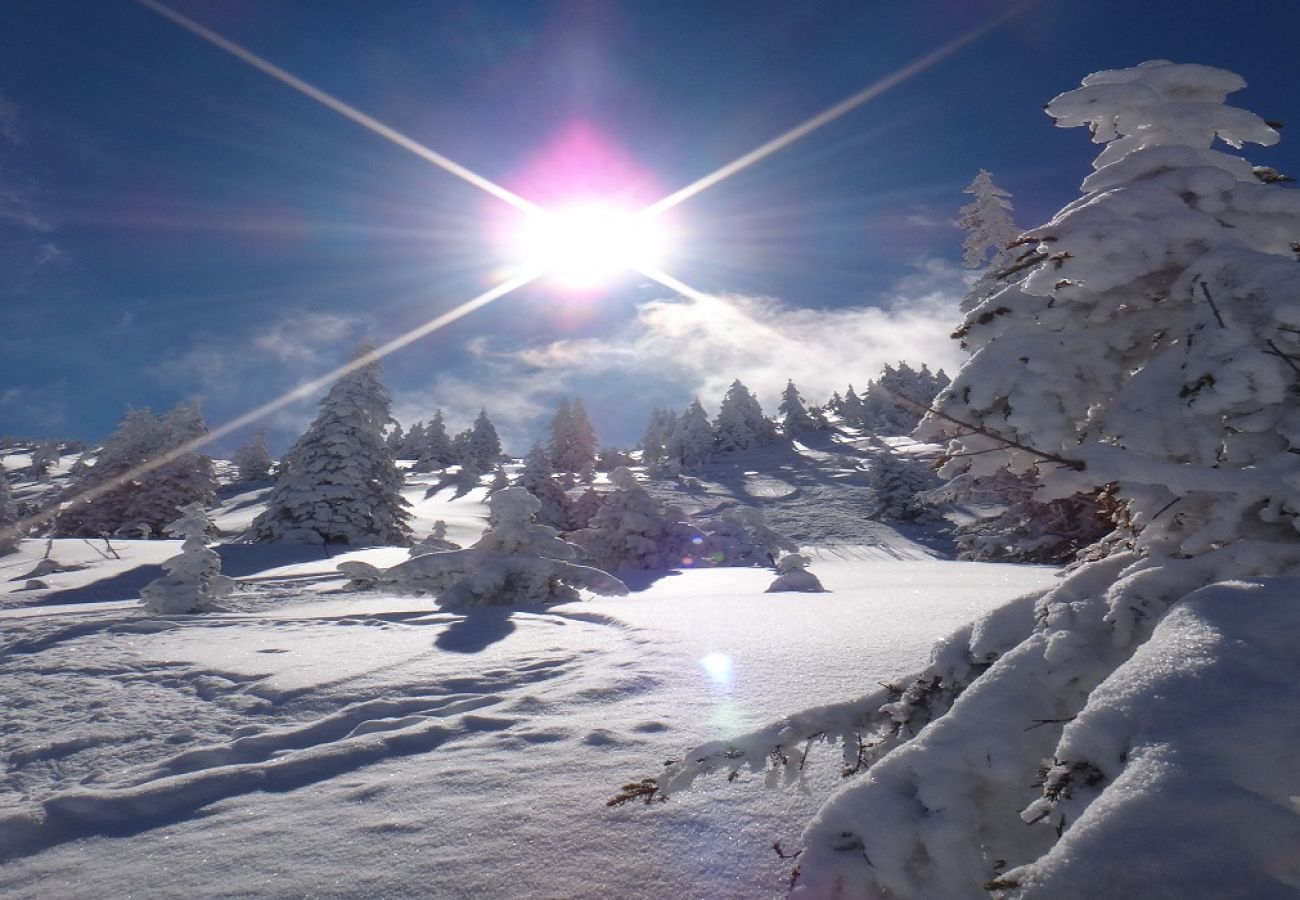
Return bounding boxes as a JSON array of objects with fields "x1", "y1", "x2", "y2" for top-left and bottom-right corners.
[
  {"x1": 416, "y1": 410, "x2": 456, "y2": 470},
  {"x1": 231, "y1": 429, "x2": 274, "y2": 484},
  {"x1": 764, "y1": 553, "x2": 826, "y2": 593},
  {"x1": 0, "y1": 472, "x2": 18, "y2": 554},
  {"x1": 140, "y1": 503, "x2": 234, "y2": 614},
  {"x1": 549, "y1": 397, "x2": 598, "y2": 474},
  {"x1": 665, "y1": 400, "x2": 714, "y2": 469},
  {"x1": 572, "y1": 468, "x2": 698, "y2": 570},
  {"x1": 245, "y1": 343, "x2": 411, "y2": 546},
  {"x1": 374, "y1": 487, "x2": 627, "y2": 607},
  {"x1": 777, "y1": 380, "x2": 818, "y2": 436},
  {"x1": 713, "y1": 380, "x2": 776, "y2": 452}
]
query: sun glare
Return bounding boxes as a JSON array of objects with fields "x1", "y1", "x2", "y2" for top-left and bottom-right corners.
[{"x1": 510, "y1": 203, "x2": 670, "y2": 291}]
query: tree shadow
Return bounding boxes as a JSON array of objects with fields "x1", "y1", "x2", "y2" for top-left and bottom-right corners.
[
  {"x1": 434, "y1": 607, "x2": 517, "y2": 653},
  {"x1": 215, "y1": 543, "x2": 332, "y2": 578},
  {"x1": 35, "y1": 564, "x2": 165, "y2": 606}
]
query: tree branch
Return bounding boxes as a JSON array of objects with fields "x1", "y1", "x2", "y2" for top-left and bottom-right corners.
[{"x1": 882, "y1": 388, "x2": 1086, "y2": 472}]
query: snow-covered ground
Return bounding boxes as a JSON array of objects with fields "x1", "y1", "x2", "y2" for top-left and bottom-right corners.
[{"x1": 0, "y1": 438, "x2": 1059, "y2": 898}]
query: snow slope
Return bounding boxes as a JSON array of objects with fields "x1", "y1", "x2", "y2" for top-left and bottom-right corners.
[{"x1": 0, "y1": 434, "x2": 1058, "y2": 898}]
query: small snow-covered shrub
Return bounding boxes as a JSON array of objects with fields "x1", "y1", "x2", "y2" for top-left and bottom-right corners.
[
  {"x1": 140, "y1": 503, "x2": 234, "y2": 614},
  {"x1": 377, "y1": 487, "x2": 627, "y2": 607},
  {"x1": 408, "y1": 520, "x2": 459, "y2": 556},
  {"x1": 868, "y1": 451, "x2": 942, "y2": 523},
  {"x1": 765, "y1": 554, "x2": 825, "y2": 593},
  {"x1": 699, "y1": 506, "x2": 797, "y2": 567},
  {"x1": 571, "y1": 468, "x2": 699, "y2": 570}
]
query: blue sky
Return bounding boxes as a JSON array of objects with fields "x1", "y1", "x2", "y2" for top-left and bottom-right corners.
[{"x1": 2, "y1": 0, "x2": 1299, "y2": 452}]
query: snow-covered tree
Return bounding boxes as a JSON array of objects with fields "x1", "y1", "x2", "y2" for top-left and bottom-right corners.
[
  {"x1": 567, "y1": 486, "x2": 603, "y2": 531},
  {"x1": 572, "y1": 468, "x2": 699, "y2": 570},
  {"x1": 460, "y1": 409, "x2": 503, "y2": 471},
  {"x1": 416, "y1": 410, "x2": 456, "y2": 470},
  {"x1": 868, "y1": 449, "x2": 942, "y2": 523},
  {"x1": 397, "y1": 421, "x2": 426, "y2": 460},
  {"x1": 29, "y1": 441, "x2": 60, "y2": 478},
  {"x1": 385, "y1": 423, "x2": 405, "y2": 456},
  {"x1": 408, "y1": 519, "x2": 459, "y2": 557},
  {"x1": 231, "y1": 429, "x2": 274, "y2": 484},
  {"x1": 370, "y1": 487, "x2": 628, "y2": 607},
  {"x1": 639, "y1": 408, "x2": 678, "y2": 469},
  {"x1": 517, "y1": 441, "x2": 572, "y2": 529},
  {"x1": 55, "y1": 408, "x2": 164, "y2": 537},
  {"x1": 139, "y1": 503, "x2": 234, "y2": 614},
  {"x1": 859, "y1": 362, "x2": 951, "y2": 434},
  {"x1": 0, "y1": 471, "x2": 18, "y2": 554},
  {"x1": 934, "y1": 469, "x2": 1113, "y2": 563},
  {"x1": 764, "y1": 553, "x2": 825, "y2": 593},
  {"x1": 699, "y1": 505, "x2": 798, "y2": 566},
  {"x1": 661, "y1": 62, "x2": 1300, "y2": 898},
  {"x1": 548, "y1": 397, "x2": 598, "y2": 474},
  {"x1": 838, "y1": 384, "x2": 864, "y2": 427},
  {"x1": 713, "y1": 380, "x2": 776, "y2": 452},
  {"x1": 958, "y1": 169, "x2": 1023, "y2": 314},
  {"x1": 123, "y1": 401, "x2": 216, "y2": 536},
  {"x1": 777, "y1": 380, "x2": 818, "y2": 436},
  {"x1": 245, "y1": 344, "x2": 411, "y2": 546},
  {"x1": 665, "y1": 400, "x2": 714, "y2": 469}
]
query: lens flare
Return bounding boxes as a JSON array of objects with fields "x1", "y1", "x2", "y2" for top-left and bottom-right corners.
[
  {"x1": 701, "y1": 652, "x2": 734, "y2": 684},
  {"x1": 510, "y1": 203, "x2": 670, "y2": 291}
]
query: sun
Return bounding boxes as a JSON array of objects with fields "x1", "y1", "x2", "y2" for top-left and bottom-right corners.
[{"x1": 509, "y1": 202, "x2": 670, "y2": 291}]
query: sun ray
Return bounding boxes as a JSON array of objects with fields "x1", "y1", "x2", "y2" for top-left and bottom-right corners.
[
  {"x1": 4, "y1": 271, "x2": 539, "y2": 542},
  {"x1": 643, "y1": 0, "x2": 1037, "y2": 216},
  {"x1": 134, "y1": 0, "x2": 538, "y2": 213}
]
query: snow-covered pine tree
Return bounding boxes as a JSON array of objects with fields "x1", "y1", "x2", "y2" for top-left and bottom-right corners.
[
  {"x1": 231, "y1": 429, "x2": 274, "y2": 484},
  {"x1": 385, "y1": 423, "x2": 405, "y2": 456},
  {"x1": 121, "y1": 401, "x2": 216, "y2": 536},
  {"x1": 959, "y1": 169, "x2": 1022, "y2": 314},
  {"x1": 572, "y1": 468, "x2": 698, "y2": 570},
  {"x1": 777, "y1": 380, "x2": 818, "y2": 437},
  {"x1": 663, "y1": 61, "x2": 1300, "y2": 899},
  {"x1": 408, "y1": 519, "x2": 459, "y2": 556},
  {"x1": 416, "y1": 410, "x2": 456, "y2": 470},
  {"x1": 462, "y1": 409, "x2": 503, "y2": 471},
  {"x1": 699, "y1": 506, "x2": 798, "y2": 566},
  {"x1": 372, "y1": 487, "x2": 628, "y2": 607},
  {"x1": 868, "y1": 449, "x2": 942, "y2": 523},
  {"x1": 548, "y1": 397, "x2": 598, "y2": 474},
  {"x1": 838, "y1": 384, "x2": 864, "y2": 427},
  {"x1": 665, "y1": 400, "x2": 714, "y2": 469},
  {"x1": 245, "y1": 343, "x2": 412, "y2": 546},
  {"x1": 567, "y1": 486, "x2": 603, "y2": 531},
  {"x1": 29, "y1": 441, "x2": 60, "y2": 478},
  {"x1": 0, "y1": 470, "x2": 18, "y2": 554},
  {"x1": 139, "y1": 502, "x2": 235, "y2": 614},
  {"x1": 397, "y1": 421, "x2": 426, "y2": 460},
  {"x1": 639, "y1": 408, "x2": 678, "y2": 471},
  {"x1": 713, "y1": 380, "x2": 777, "y2": 452},
  {"x1": 54, "y1": 408, "x2": 165, "y2": 537}
]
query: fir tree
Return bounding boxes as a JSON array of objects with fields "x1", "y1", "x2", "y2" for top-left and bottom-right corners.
[
  {"x1": 713, "y1": 380, "x2": 776, "y2": 452},
  {"x1": 0, "y1": 471, "x2": 18, "y2": 555},
  {"x1": 417, "y1": 410, "x2": 456, "y2": 470},
  {"x1": 231, "y1": 429, "x2": 275, "y2": 484},
  {"x1": 245, "y1": 343, "x2": 412, "y2": 546},
  {"x1": 572, "y1": 468, "x2": 699, "y2": 570},
  {"x1": 665, "y1": 400, "x2": 714, "y2": 469},
  {"x1": 463, "y1": 409, "x2": 503, "y2": 471},
  {"x1": 139, "y1": 503, "x2": 235, "y2": 614},
  {"x1": 777, "y1": 380, "x2": 818, "y2": 436},
  {"x1": 370, "y1": 487, "x2": 627, "y2": 607},
  {"x1": 639, "y1": 408, "x2": 678, "y2": 470},
  {"x1": 517, "y1": 441, "x2": 571, "y2": 529},
  {"x1": 55, "y1": 408, "x2": 164, "y2": 537},
  {"x1": 549, "y1": 397, "x2": 598, "y2": 474}
]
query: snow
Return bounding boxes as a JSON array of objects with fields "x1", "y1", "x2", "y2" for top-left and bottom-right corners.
[{"x1": 0, "y1": 436, "x2": 1058, "y2": 898}]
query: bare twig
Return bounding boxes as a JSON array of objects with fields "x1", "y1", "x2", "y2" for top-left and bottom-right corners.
[
  {"x1": 1265, "y1": 339, "x2": 1300, "y2": 378},
  {"x1": 1196, "y1": 279, "x2": 1226, "y2": 328}
]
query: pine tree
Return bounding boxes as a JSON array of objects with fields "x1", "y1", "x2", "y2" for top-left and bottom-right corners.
[
  {"x1": 29, "y1": 441, "x2": 60, "y2": 478},
  {"x1": 572, "y1": 468, "x2": 699, "y2": 570},
  {"x1": 370, "y1": 487, "x2": 627, "y2": 607},
  {"x1": 640, "y1": 408, "x2": 678, "y2": 470},
  {"x1": 55, "y1": 408, "x2": 167, "y2": 537},
  {"x1": 245, "y1": 343, "x2": 412, "y2": 546},
  {"x1": 756, "y1": 61, "x2": 1300, "y2": 896},
  {"x1": 140, "y1": 503, "x2": 235, "y2": 614},
  {"x1": 385, "y1": 423, "x2": 405, "y2": 456},
  {"x1": 839, "y1": 385, "x2": 864, "y2": 427},
  {"x1": 416, "y1": 410, "x2": 456, "y2": 470},
  {"x1": 123, "y1": 401, "x2": 216, "y2": 536},
  {"x1": 0, "y1": 471, "x2": 18, "y2": 555},
  {"x1": 959, "y1": 169, "x2": 1021, "y2": 268},
  {"x1": 549, "y1": 397, "x2": 598, "y2": 474},
  {"x1": 231, "y1": 429, "x2": 275, "y2": 484},
  {"x1": 713, "y1": 380, "x2": 776, "y2": 452},
  {"x1": 777, "y1": 380, "x2": 818, "y2": 436},
  {"x1": 463, "y1": 409, "x2": 503, "y2": 471},
  {"x1": 517, "y1": 441, "x2": 572, "y2": 528},
  {"x1": 398, "y1": 421, "x2": 426, "y2": 460},
  {"x1": 868, "y1": 450, "x2": 941, "y2": 523},
  {"x1": 665, "y1": 399, "x2": 714, "y2": 469}
]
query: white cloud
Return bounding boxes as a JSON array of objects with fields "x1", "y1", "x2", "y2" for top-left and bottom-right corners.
[{"x1": 491, "y1": 259, "x2": 972, "y2": 413}]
